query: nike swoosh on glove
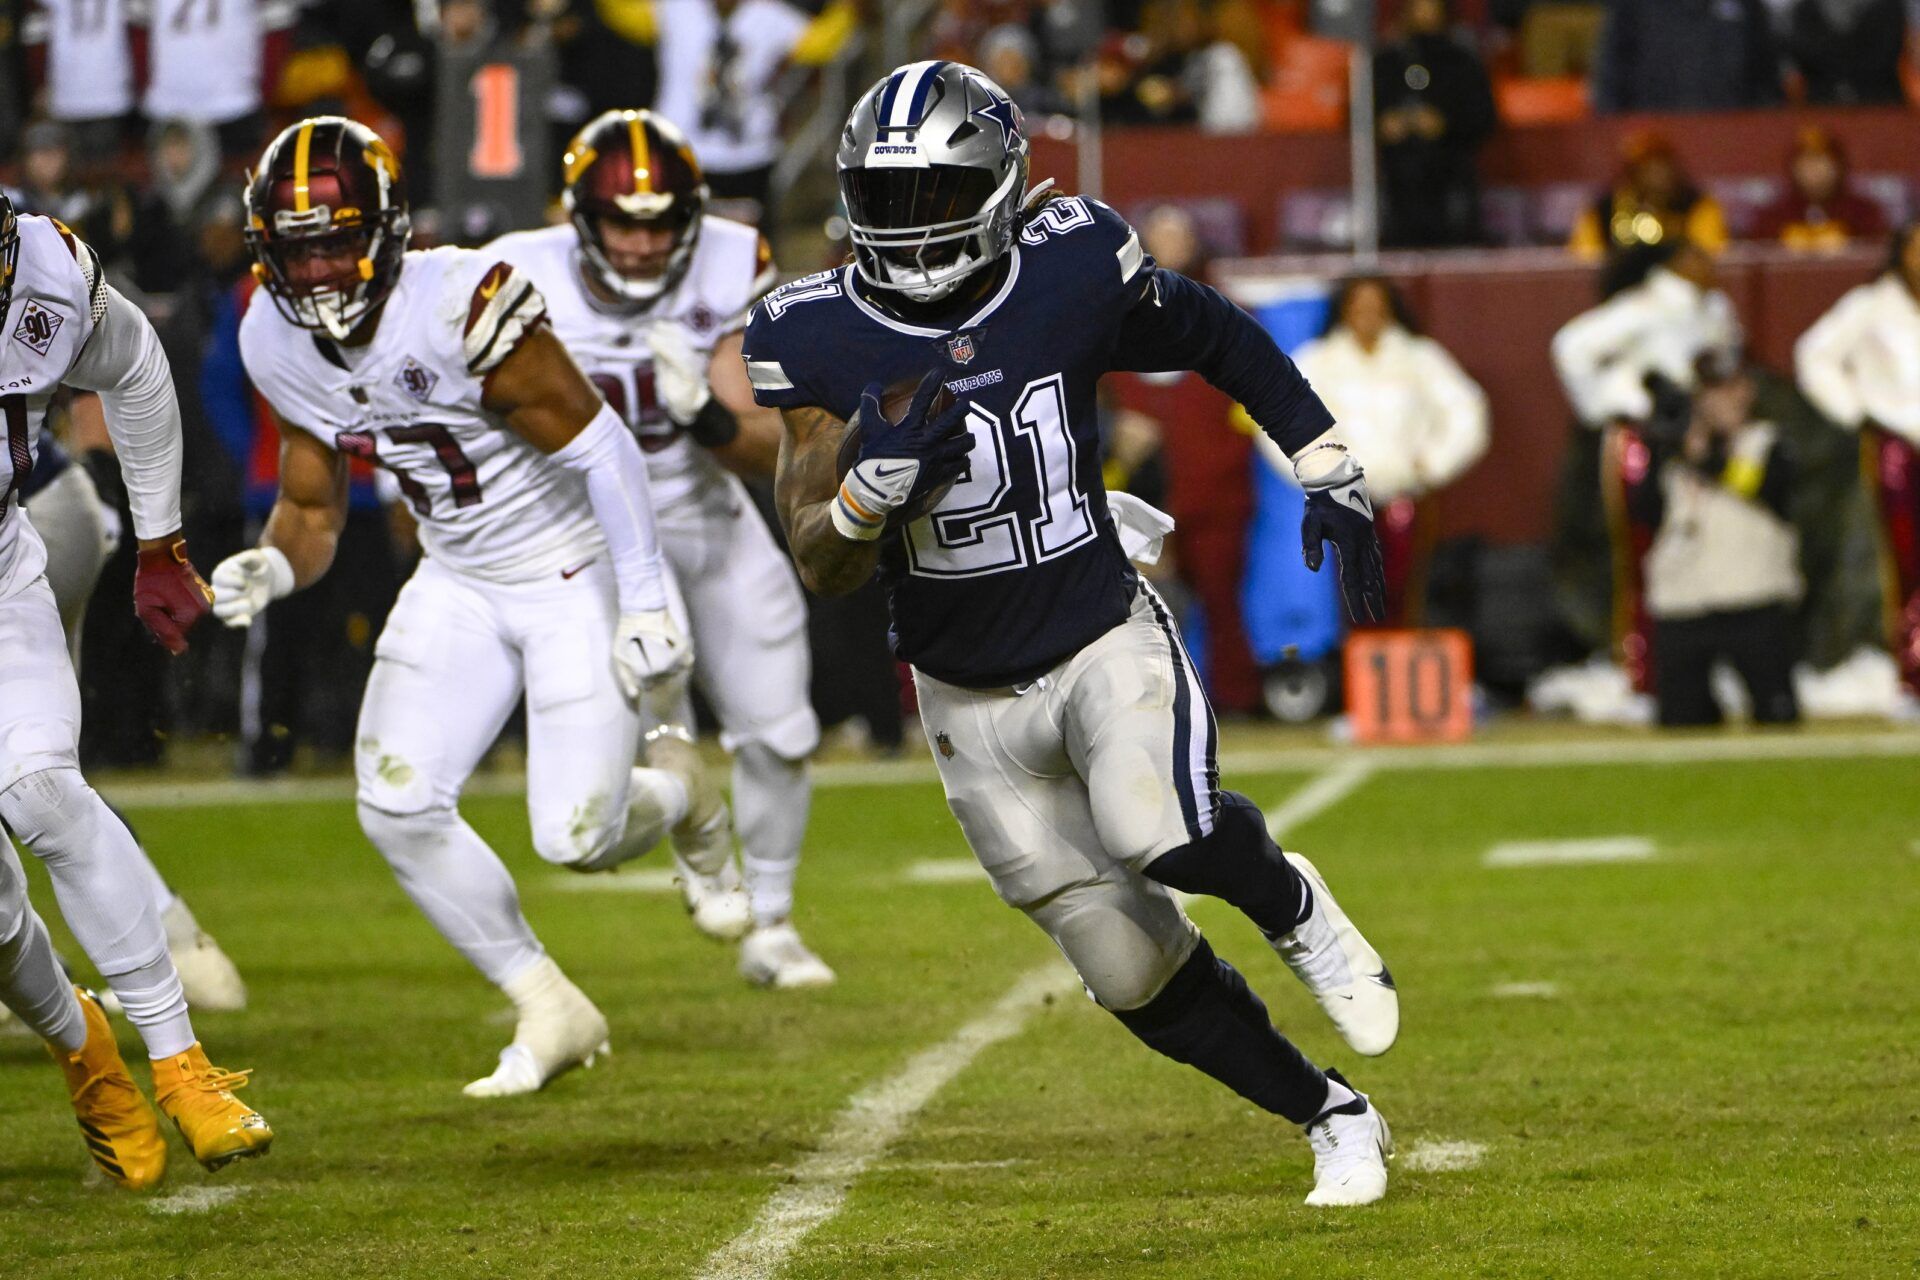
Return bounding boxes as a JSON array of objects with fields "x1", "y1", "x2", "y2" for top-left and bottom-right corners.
[
  {"x1": 1297, "y1": 445, "x2": 1387, "y2": 624},
  {"x1": 832, "y1": 368, "x2": 975, "y2": 542},
  {"x1": 209, "y1": 546, "x2": 295, "y2": 629},
  {"x1": 133, "y1": 537, "x2": 216, "y2": 654},
  {"x1": 613, "y1": 609, "x2": 693, "y2": 702}
]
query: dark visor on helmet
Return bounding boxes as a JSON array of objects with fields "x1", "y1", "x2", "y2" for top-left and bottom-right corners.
[{"x1": 843, "y1": 164, "x2": 997, "y2": 234}]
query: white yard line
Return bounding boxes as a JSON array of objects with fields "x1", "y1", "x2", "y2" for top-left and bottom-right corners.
[
  {"x1": 1265, "y1": 757, "x2": 1376, "y2": 841},
  {"x1": 1400, "y1": 1139, "x2": 1487, "y2": 1173},
  {"x1": 1484, "y1": 836, "x2": 1657, "y2": 869},
  {"x1": 543, "y1": 868, "x2": 680, "y2": 894},
  {"x1": 900, "y1": 859, "x2": 990, "y2": 885},
  {"x1": 1489, "y1": 981, "x2": 1561, "y2": 999},
  {"x1": 97, "y1": 729, "x2": 1920, "y2": 809},
  {"x1": 146, "y1": 1185, "x2": 249, "y2": 1216},
  {"x1": 693, "y1": 965, "x2": 1078, "y2": 1280}
]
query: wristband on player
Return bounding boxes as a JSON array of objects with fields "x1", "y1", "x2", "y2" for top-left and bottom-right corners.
[
  {"x1": 685, "y1": 399, "x2": 740, "y2": 449},
  {"x1": 830, "y1": 480, "x2": 889, "y2": 542}
]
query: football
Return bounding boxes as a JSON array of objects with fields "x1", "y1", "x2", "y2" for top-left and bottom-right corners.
[{"x1": 835, "y1": 369, "x2": 962, "y2": 527}]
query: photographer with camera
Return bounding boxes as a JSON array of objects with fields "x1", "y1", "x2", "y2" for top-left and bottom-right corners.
[{"x1": 1628, "y1": 356, "x2": 1803, "y2": 727}]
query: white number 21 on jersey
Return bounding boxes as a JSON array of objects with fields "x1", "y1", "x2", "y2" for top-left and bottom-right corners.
[{"x1": 903, "y1": 374, "x2": 1098, "y2": 579}]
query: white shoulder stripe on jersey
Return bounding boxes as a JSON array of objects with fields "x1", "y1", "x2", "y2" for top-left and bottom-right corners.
[
  {"x1": 747, "y1": 360, "x2": 794, "y2": 391},
  {"x1": 1117, "y1": 229, "x2": 1144, "y2": 283}
]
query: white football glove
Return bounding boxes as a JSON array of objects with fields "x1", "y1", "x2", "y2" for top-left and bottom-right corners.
[
  {"x1": 209, "y1": 547, "x2": 295, "y2": 629},
  {"x1": 648, "y1": 320, "x2": 711, "y2": 427},
  {"x1": 612, "y1": 609, "x2": 693, "y2": 703}
]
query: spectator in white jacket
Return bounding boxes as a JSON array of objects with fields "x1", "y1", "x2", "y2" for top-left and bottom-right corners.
[
  {"x1": 1552, "y1": 240, "x2": 1743, "y2": 431},
  {"x1": 1267, "y1": 275, "x2": 1489, "y2": 625},
  {"x1": 1794, "y1": 223, "x2": 1920, "y2": 695},
  {"x1": 1548, "y1": 239, "x2": 1743, "y2": 692}
]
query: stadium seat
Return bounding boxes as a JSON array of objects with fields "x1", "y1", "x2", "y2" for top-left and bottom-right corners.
[
  {"x1": 1529, "y1": 181, "x2": 1596, "y2": 244},
  {"x1": 1278, "y1": 188, "x2": 1355, "y2": 251},
  {"x1": 1261, "y1": 35, "x2": 1350, "y2": 134},
  {"x1": 1854, "y1": 173, "x2": 1914, "y2": 230},
  {"x1": 1121, "y1": 197, "x2": 1249, "y2": 259},
  {"x1": 1704, "y1": 176, "x2": 1784, "y2": 239},
  {"x1": 1494, "y1": 76, "x2": 1591, "y2": 127},
  {"x1": 1480, "y1": 186, "x2": 1532, "y2": 247}
]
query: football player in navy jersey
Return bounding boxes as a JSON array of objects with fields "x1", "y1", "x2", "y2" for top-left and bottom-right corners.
[{"x1": 743, "y1": 61, "x2": 1399, "y2": 1205}]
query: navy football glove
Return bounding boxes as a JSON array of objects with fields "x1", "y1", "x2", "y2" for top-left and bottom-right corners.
[
  {"x1": 831, "y1": 368, "x2": 974, "y2": 541},
  {"x1": 1297, "y1": 444, "x2": 1387, "y2": 624}
]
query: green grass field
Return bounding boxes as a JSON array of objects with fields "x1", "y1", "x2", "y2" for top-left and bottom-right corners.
[{"x1": 4, "y1": 730, "x2": 1918, "y2": 1279}]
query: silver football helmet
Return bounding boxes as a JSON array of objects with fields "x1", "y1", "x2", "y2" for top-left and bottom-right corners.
[{"x1": 838, "y1": 61, "x2": 1030, "y2": 304}]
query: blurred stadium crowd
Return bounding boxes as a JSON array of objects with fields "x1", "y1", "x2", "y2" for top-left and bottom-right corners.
[{"x1": 1, "y1": 0, "x2": 1916, "y2": 773}]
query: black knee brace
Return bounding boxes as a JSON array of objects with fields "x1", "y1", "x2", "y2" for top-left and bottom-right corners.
[
  {"x1": 1141, "y1": 791, "x2": 1312, "y2": 936},
  {"x1": 1110, "y1": 937, "x2": 1329, "y2": 1125}
]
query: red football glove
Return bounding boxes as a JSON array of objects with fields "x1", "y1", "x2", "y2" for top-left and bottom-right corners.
[{"x1": 133, "y1": 537, "x2": 214, "y2": 655}]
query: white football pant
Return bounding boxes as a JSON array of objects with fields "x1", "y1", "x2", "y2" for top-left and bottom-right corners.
[
  {"x1": 914, "y1": 586, "x2": 1216, "y2": 1012},
  {"x1": 355, "y1": 555, "x2": 664, "y2": 989},
  {"x1": 0, "y1": 572, "x2": 194, "y2": 1057},
  {"x1": 658, "y1": 478, "x2": 819, "y2": 926}
]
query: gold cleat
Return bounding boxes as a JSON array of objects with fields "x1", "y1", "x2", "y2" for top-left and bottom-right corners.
[
  {"x1": 48, "y1": 986, "x2": 167, "y2": 1191},
  {"x1": 152, "y1": 1043, "x2": 273, "y2": 1171}
]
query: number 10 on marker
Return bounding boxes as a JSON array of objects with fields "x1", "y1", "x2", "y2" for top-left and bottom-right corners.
[{"x1": 1344, "y1": 630, "x2": 1474, "y2": 745}]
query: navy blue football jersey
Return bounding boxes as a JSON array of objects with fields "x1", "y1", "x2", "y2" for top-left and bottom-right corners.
[{"x1": 744, "y1": 197, "x2": 1333, "y2": 688}]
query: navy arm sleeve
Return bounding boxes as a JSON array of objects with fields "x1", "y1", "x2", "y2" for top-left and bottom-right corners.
[{"x1": 1111, "y1": 267, "x2": 1335, "y2": 457}]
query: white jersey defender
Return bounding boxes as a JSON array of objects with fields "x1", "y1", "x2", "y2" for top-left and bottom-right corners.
[
  {"x1": 226, "y1": 117, "x2": 697, "y2": 1097},
  {"x1": 240, "y1": 247, "x2": 599, "y2": 582},
  {"x1": 486, "y1": 108, "x2": 831, "y2": 989},
  {"x1": 0, "y1": 201, "x2": 273, "y2": 1184}
]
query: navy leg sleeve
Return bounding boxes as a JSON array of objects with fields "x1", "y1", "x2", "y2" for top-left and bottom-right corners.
[
  {"x1": 1110, "y1": 936, "x2": 1328, "y2": 1125},
  {"x1": 1142, "y1": 790, "x2": 1313, "y2": 937}
]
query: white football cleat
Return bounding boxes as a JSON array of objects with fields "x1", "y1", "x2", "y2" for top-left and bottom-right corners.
[
  {"x1": 1269, "y1": 852, "x2": 1399, "y2": 1056},
  {"x1": 463, "y1": 959, "x2": 610, "y2": 1099},
  {"x1": 1304, "y1": 1070, "x2": 1391, "y2": 1207},
  {"x1": 164, "y1": 900, "x2": 248, "y2": 1012},
  {"x1": 738, "y1": 922, "x2": 836, "y2": 990},
  {"x1": 672, "y1": 846, "x2": 753, "y2": 942}
]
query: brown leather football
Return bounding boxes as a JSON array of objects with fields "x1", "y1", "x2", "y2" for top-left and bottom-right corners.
[{"x1": 835, "y1": 370, "x2": 960, "y2": 528}]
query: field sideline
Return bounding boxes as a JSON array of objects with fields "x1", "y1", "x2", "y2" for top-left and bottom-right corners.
[{"x1": 3, "y1": 724, "x2": 1917, "y2": 1278}]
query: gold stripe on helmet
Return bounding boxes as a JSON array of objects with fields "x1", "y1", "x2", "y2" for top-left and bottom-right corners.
[
  {"x1": 293, "y1": 121, "x2": 315, "y2": 212},
  {"x1": 628, "y1": 112, "x2": 652, "y2": 195},
  {"x1": 562, "y1": 138, "x2": 598, "y2": 187}
]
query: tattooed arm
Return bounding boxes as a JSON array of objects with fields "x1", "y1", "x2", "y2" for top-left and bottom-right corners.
[{"x1": 774, "y1": 404, "x2": 882, "y2": 597}]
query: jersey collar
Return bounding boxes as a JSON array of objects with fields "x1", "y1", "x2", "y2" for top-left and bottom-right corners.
[{"x1": 843, "y1": 247, "x2": 1023, "y2": 338}]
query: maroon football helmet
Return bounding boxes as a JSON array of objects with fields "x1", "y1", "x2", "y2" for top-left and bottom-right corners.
[
  {"x1": 245, "y1": 116, "x2": 410, "y2": 340},
  {"x1": 561, "y1": 109, "x2": 708, "y2": 306},
  {"x1": 0, "y1": 191, "x2": 19, "y2": 321}
]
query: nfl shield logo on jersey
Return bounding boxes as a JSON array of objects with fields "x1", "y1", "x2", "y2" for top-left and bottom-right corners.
[
  {"x1": 12, "y1": 300, "x2": 62, "y2": 356},
  {"x1": 395, "y1": 357, "x2": 439, "y2": 403},
  {"x1": 947, "y1": 333, "x2": 976, "y2": 365}
]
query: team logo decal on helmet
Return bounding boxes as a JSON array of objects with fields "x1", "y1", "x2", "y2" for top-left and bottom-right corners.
[
  {"x1": 244, "y1": 117, "x2": 411, "y2": 341},
  {"x1": 562, "y1": 109, "x2": 710, "y2": 307},
  {"x1": 838, "y1": 61, "x2": 1031, "y2": 304}
]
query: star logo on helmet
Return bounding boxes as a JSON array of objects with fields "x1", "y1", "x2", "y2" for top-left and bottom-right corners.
[{"x1": 971, "y1": 91, "x2": 1022, "y2": 152}]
